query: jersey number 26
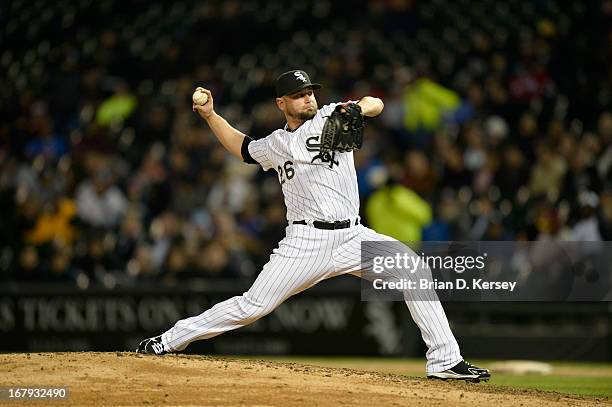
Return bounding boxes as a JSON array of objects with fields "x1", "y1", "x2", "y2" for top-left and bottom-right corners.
[{"x1": 278, "y1": 161, "x2": 295, "y2": 184}]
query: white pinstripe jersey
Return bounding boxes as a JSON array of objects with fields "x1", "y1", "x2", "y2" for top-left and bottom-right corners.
[{"x1": 248, "y1": 102, "x2": 359, "y2": 222}]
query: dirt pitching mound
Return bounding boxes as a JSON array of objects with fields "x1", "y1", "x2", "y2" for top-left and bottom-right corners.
[{"x1": 1, "y1": 353, "x2": 609, "y2": 406}]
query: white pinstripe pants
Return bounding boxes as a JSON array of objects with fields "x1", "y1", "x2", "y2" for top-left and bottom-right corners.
[{"x1": 161, "y1": 223, "x2": 462, "y2": 373}]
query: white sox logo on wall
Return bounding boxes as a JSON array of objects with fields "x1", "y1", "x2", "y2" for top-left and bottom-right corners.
[
  {"x1": 294, "y1": 71, "x2": 307, "y2": 83},
  {"x1": 307, "y1": 135, "x2": 339, "y2": 168}
]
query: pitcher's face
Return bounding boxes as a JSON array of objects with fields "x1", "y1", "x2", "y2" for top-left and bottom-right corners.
[{"x1": 278, "y1": 87, "x2": 318, "y2": 121}]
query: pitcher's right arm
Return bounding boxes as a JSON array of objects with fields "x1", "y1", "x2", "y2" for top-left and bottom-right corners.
[{"x1": 193, "y1": 88, "x2": 245, "y2": 161}]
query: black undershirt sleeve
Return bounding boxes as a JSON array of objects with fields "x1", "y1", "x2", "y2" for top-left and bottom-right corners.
[{"x1": 241, "y1": 136, "x2": 258, "y2": 164}]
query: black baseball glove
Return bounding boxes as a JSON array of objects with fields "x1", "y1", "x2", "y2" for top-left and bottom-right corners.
[{"x1": 320, "y1": 103, "x2": 364, "y2": 153}]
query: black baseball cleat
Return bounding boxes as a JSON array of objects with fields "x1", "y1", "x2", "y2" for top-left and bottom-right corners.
[
  {"x1": 135, "y1": 335, "x2": 168, "y2": 355},
  {"x1": 427, "y1": 360, "x2": 490, "y2": 382}
]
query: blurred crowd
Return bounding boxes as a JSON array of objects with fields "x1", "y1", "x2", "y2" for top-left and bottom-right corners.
[{"x1": 1, "y1": 0, "x2": 611, "y2": 287}]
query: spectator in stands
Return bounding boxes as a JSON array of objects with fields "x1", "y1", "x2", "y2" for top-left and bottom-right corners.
[
  {"x1": 76, "y1": 168, "x2": 128, "y2": 229},
  {"x1": 366, "y1": 168, "x2": 432, "y2": 242}
]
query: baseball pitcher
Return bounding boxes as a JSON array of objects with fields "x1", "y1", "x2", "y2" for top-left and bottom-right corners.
[{"x1": 136, "y1": 70, "x2": 490, "y2": 382}]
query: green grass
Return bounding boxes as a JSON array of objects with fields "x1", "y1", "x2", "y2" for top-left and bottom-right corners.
[
  {"x1": 230, "y1": 356, "x2": 612, "y2": 399},
  {"x1": 490, "y1": 374, "x2": 612, "y2": 398}
]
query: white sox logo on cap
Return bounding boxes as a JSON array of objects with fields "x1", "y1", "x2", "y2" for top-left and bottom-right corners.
[
  {"x1": 294, "y1": 71, "x2": 307, "y2": 83},
  {"x1": 276, "y1": 69, "x2": 322, "y2": 97}
]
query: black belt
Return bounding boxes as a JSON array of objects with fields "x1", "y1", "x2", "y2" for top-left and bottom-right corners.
[{"x1": 292, "y1": 218, "x2": 359, "y2": 230}]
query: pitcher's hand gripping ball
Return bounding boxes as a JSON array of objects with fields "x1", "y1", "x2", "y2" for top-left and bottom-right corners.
[
  {"x1": 320, "y1": 102, "x2": 364, "y2": 153},
  {"x1": 192, "y1": 87, "x2": 209, "y2": 106}
]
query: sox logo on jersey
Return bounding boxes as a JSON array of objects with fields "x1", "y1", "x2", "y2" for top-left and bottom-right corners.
[
  {"x1": 158, "y1": 101, "x2": 464, "y2": 374},
  {"x1": 306, "y1": 135, "x2": 339, "y2": 168}
]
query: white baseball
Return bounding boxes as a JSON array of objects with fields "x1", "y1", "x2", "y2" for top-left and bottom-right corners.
[{"x1": 192, "y1": 89, "x2": 209, "y2": 105}]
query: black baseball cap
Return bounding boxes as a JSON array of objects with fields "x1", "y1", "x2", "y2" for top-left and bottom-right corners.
[{"x1": 275, "y1": 70, "x2": 322, "y2": 97}]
